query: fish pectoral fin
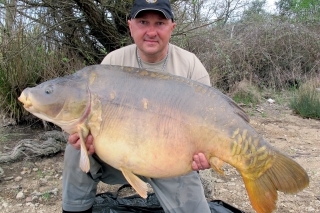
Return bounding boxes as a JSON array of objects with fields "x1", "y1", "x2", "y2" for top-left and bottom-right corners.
[
  {"x1": 209, "y1": 157, "x2": 225, "y2": 175},
  {"x1": 120, "y1": 168, "x2": 148, "y2": 199},
  {"x1": 78, "y1": 126, "x2": 90, "y2": 173}
]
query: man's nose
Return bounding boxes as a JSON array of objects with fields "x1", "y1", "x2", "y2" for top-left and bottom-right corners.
[{"x1": 146, "y1": 25, "x2": 157, "y2": 37}]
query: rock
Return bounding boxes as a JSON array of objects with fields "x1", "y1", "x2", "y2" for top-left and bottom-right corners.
[
  {"x1": 31, "y1": 190, "x2": 40, "y2": 196},
  {"x1": 15, "y1": 176, "x2": 23, "y2": 182},
  {"x1": 39, "y1": 178, "x2": 47, "y2": 183},
  {"x1": 267, "y1": 98, "x2": 275, "y2": 104},
  {"x1": 39, "y1": 178, "x2": 47, "y2": 186},
  {"x1": 227, "y1": 182, "x2": 236, "y2": 186},
  {"x1": 44, "y1": 175, "x2": 53, "y2": 181},
  {"x1": 52, "y1": 188, "x2": 58, "y2": 196},
  {"x1": 3, "y1": 176, "x2": 14, "y2": 181},
  {"x1": 26, "y1": 196, "x2": 32, "y2": 202},
  {"x1": 306, "y1": 206, "x2": 315, "y2": 212},
  {"x1": 2, "y1": 202, "x2": 8, "y2": 208},
  {"x1": 11, "y1": 185, "x2": 21, "y2": 190},
  {"x1": 16, "y1": 191, "x2": 25, "y2": 199},
  {"x1": 32, "y1": 168, "x2": 39, "y2": 172},
  {"x1": 26, "y1": 202, "x2": 35, "y2": 207},
  {"x1": 200, "y1": 177, "x2": 214, "y2": 198},
  {"x1": 214, "y1": 178, "x2": 225, "y2": 183},
  {"x1": 21, "y1": 167, "x2": 31, "y2": 174}
]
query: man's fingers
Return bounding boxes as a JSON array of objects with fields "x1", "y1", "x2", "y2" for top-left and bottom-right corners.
[
  {"x1": 87, "y1": 145, "x2": 95, "y2": 155},
  {"x1": 192, "y1": 153, "x2": 210, "y2": 171},
  {"x1": 85, "y1": 135, "x2": 95, "y2": 155},
  {"x1": 68, "y1": 133, "x2": 95, "y2": 154},
  {"x1": 192, "y1": 161, "x2": 199, "y2": 171},
  {"x1": 68, "y1": 133, "x2": 79, "y2": 144},
  {"x1": 192, "y1": 155, "x2": 201, "y2": 171},
  {"x1": 86, "y1": 135, "x2": 94, "y2": 145},
  {"x1": 68, "y1": 133, "x2": 81, "y2": 150},
  {"x1": 198, "y1": 153, "x2": 210, "y2": 169}
]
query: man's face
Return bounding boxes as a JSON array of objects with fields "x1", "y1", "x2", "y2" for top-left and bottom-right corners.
[{"x1": 128, "y1": 10, "x2": 176, "y2": 59}]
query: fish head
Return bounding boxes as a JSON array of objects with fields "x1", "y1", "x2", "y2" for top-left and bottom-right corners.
[{"x1": 18, "y1": 75, "x2": 90, "y2": 132}]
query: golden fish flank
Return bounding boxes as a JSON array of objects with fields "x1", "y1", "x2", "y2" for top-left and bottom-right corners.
[
  {"x1": 231, "y1": 129, "x2": 269, "y2": 166},
  {"x1": 18, "y1": 65, "x2": 309, "y2": 213}
]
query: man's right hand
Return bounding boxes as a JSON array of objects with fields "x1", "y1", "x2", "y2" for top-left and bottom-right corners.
[{"x1": 68, "y1": 133, "x2": 95, "y2": 155}]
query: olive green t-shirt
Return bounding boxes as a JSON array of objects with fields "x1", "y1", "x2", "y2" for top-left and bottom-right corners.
[{"x1": 101, "y1": 43, "x2": 211, "y2": 86}]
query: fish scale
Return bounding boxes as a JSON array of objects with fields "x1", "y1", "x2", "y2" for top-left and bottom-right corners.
[{"x1": 18, "y1": 64, "x2": 309, "y2": 213}]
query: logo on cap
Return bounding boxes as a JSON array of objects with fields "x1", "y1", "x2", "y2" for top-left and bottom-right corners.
[{"x1": 146, "y1": 0, "x2": 157, "y2": 3}]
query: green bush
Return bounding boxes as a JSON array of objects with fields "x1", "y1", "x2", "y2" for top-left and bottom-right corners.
[
  {"x1": 232, "y1": 91, "x2": 260, "y2": 106},
  {"x1": 290, "y1": 81, "x2": 320, "y2": 119},
  {"x1": 230, "y1": 80, "x2": 261, "y2": 107}
]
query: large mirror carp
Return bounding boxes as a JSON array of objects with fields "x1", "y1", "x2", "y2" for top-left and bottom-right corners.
[{"x1": 18, "y1": 65, "x2": 309, "y2": 213}]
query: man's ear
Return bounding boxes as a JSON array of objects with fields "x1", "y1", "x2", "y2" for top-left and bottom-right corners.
[
  {"x1": 171, "y1": 22, "x2": 176, "y2": 31},
  {"x1": 127, "y1": 20, "x2": 132, "y2": 36}
]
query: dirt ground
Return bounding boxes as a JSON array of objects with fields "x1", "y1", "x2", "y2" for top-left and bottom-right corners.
[{"x1": 0, "y1": 101, "x2": 319, "y2": 213}]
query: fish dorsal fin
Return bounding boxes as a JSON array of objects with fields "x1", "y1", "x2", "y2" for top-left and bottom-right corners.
[
  {"x1": 78, "y1": 126, "x2": 90, "y2": 173},
  {"x1": 120, "y1": 168, "x2": 148, "y2": 198},
  {"x1": 224, "y1": 95, "x2": 250, "y2": 123}
]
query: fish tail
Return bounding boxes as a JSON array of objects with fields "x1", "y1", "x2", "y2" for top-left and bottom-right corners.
[{"x1": 242, "y1": 151, "x2": 309, "y2": 213}]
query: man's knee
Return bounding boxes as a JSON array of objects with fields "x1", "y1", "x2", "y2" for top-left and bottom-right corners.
[{"x1": 147, "y1": 172, "x2": 210, "y2": 213}]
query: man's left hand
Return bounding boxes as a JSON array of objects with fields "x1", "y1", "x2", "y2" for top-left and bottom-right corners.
[{"x1": 192, "y1": 153, "x2": 210, "y2": 171}]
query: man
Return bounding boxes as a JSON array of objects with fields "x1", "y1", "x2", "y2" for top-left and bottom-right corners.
[{"x1": 63, "y1": 0, "x2": 211, "y2": 212}]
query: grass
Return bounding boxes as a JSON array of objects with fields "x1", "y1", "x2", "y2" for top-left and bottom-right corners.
[
  {"x1": 0, "y1": 27, "x2": 85, "y2": 123},
  {"x1": 41, "y1": 192, "x2": 51, "y2": 201},
  {"x1": 37, "y1": 170, "x2": 45, "y2": 178},
  {"x1": 290, "y1": 80, "x2": 320, "y2": 119},
  {"x1": 232, "y1": 92, "x2": 259, "y2": 106},
  {"x1": 230, "y1": 80, "x2": 261, "y2": 107},
  {"x1": 0, "y1": 131, "x2": 8, "y2": 144}
]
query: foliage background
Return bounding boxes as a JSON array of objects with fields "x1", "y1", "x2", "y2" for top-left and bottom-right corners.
[{"x1": 0, "y1": 0, "x2": 319, "y2": 122}]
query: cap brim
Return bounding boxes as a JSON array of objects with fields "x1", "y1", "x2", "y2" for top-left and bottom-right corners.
[{"x1": 131, "y1": 9, "x2": 173, "y2": 19}]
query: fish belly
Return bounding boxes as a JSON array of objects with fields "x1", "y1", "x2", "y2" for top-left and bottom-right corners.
[{"x1": 93, "y1": 107, "x2": 199, "y2": 178}]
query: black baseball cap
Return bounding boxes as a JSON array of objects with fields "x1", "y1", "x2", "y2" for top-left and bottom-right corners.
[{"x1": 130, "y1": 0, "x2": 174, "y2": 20}]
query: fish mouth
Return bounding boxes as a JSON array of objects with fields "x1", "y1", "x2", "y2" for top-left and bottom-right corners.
[{"x1": 18, "y1": 92, "x2": 33, "y2": 109}]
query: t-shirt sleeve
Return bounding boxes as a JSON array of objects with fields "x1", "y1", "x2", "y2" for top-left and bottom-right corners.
[
  {"x1": 190, "y1": 55, "x2": 211, "y2": 86},
  {"x1": 100, "y1": 45, "x2": 138, "y2": 67},
  {"x1": 100, "y1": 54, "x2": 112, "y2": 65}
]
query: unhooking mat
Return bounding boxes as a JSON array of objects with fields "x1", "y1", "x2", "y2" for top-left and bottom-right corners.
[{"x1": 93, "y1": 184, "x2": 245, "y2": 213}]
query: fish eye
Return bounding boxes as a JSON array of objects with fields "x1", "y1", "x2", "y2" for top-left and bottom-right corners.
[{"x1": 45, "y1": 85, "x2": 53, "y2": 94}]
